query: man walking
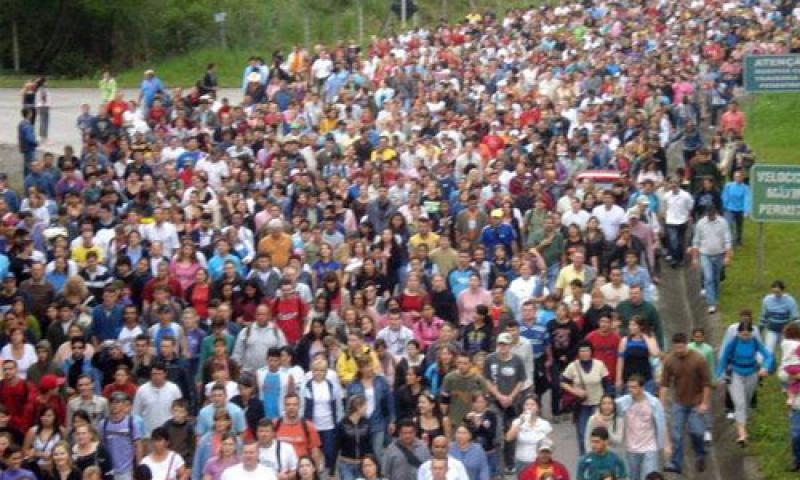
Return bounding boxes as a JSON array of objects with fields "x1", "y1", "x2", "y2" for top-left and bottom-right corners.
[
  {"x1": 18, "y1": 109, "x2": 37, "y2": 176},
  {"x1": 691, "y1": 206, "x2": 732, "y2": 314},
  {"x1": 660, "y1": 333, "x2": 712, "y2": 474},
  {"x1": 101, "y1": 392, "x2": 143, "y2": 480},
  {"x1": 383, "y1": 420, "x2": 431, "y2": 480},
  {"x1": 484, "y1": 332, "x2": 527, "y2": 475},
  {"x1": 577, "y1": 427, "x2": 628, "y2": 480},
  {"x1": 616, "y1": 375, "x2": 666, "y2": 480}
]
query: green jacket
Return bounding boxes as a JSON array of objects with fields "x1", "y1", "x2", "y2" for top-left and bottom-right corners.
[{"x1": 616, "y1": 299, "x2": 663, "y2": 349}]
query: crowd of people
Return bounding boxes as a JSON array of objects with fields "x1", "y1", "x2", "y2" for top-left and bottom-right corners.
[{"x1": 7, "y1": 0, "x2": 800, "y2": 479}]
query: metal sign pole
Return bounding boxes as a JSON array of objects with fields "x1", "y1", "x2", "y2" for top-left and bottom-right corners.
[{"x1": 756, "y1": 222, "x2": 765, "y2": 288}]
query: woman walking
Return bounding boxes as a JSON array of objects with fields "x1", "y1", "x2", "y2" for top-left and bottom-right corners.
[{"x1": 715, "y1": 321, "x2": 773, "y2": 445}]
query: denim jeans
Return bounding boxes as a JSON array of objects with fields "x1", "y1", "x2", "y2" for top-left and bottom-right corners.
[
  {"x1": 669, "y1": 403, "x2": 706, "y2": 471},
  {"x1": 370, "y1": 427, "x2": 386, "y2": 460},
  {"x1": 547, "y1": 262, "x2": 561, "y2": 293},
  {"x1": 337, "y1": 462, "x2": 362, "y2": 480},
  {"x1": 764, "y1": 329, "x2": 783, "y2": 361},
  {"x1": 486, "y1": 450, "x2": 499, "y2": 477},
  {"x1": 791, "y1": 409, "x2": 800, "y2": 465},
  {"x1": 724, "y1": 210, "x2": 744, "y2": 245},
  {"x1": 700, "y1": 253, "x2": 724, "y2": 306},
  {"x1": 626, "y1": 451, "x2": 660, "y2": 480},
  {"x1": 665, "y1": 223, "x2": 688, "y2": 263},
  {"x1": 318, "y1": 428, "x2": 337, "y2": 474},
  {"x1": 575, "y1": 404, "x2": 597, "y2": 456}
]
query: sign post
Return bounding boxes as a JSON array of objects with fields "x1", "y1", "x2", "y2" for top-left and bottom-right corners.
[
  {"x1": 214, "y1": 12, "x2": 227, "y2": 50},
  {"x1": 749, "y1": 164, "x2": 800, "y2": 285},
  {"x1": 743, "y1": 54, "x2": 800, "y2": 93}
]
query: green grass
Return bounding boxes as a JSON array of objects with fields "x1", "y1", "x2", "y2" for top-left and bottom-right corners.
[
  {"x1": 1, "y1": 0, "x2": 535, "y2": 89},
  {"x1": 719, "y1": 92, "x2": 800, "y2": 480}
]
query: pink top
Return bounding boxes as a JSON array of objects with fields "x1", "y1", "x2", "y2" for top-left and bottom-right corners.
[
  {"x1": 413, "y1": 316, "x2": 444, "y2": 350},
  {"x1": 457, "y1": 288, "x2": 492, "y2": 326},
  {"x1": 169, "y1": 260, "x2": 202, "y2": 291}
]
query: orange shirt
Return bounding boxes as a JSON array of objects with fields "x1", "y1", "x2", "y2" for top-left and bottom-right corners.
[
  {"x1": 257, "y1": 233, "x2": 293, "y2": 268},
  {"x1": 274, "y1": 419, "x2": 321, "y2": 457}
]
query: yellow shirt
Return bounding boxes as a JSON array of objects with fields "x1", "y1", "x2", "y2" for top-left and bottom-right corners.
[
  {"x1": 370, "y1": 147, "x2": 397, "y2": 163},
  {"x1": 555, "y1": 264, "x2": 588, "y2": 292},
  {"x1": 70, "y1": 245, "x2": 104, "y2": 266},
  {"x1": 336, "y1": 346, "x2": 381, "y2": 386},
  {"x1": 409, "y1": 232, "x2": 440, "y2": 252}
]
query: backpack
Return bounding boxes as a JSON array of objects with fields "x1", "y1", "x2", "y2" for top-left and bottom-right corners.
[{"x1": 274, "y1": 417, "x2": 311, "y2": 447}]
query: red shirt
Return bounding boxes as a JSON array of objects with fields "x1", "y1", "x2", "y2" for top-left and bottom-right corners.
[
  {"x1": 519, "y1": 460, "x2": 571, "y2": 480},
  {"x1": 106, "y1": 100, "x2": 128, "y2": 127},
  {"x1": 187, "y1": 283, "x2": 211, "y2": 318},
  {"x1": 271, "y1": 295, "x2": 308, "y2": 344},
  {"x1": 0, "y1": 379, "x2": 37, "y2": 432},
  {"x1": 586, "y1": 330, "x2": 622, "y2": 383}
]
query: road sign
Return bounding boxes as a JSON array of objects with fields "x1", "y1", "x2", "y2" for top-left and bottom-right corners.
[
  {"x1": 750, "y1": 164, "x2": 800, "y2": 222},
  {"x1": 214, "y1": 12, "x2": 226, "y2": 23},
  {"x1": 743, "y1": 54, "x2": 800, "y2": 93}
]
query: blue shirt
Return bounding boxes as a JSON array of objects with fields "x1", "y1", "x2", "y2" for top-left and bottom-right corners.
[
  {"x1": 448, "y1": 268, "x2": 474, "y2": 298},
  {"x1": 100, "y1": 414, "x2": 142, "y2": 473},
  {"x1": 721, "y1": 182, "x2": 751, "y2": 214},
  {"x1": 449, "y1": 442, "x2": 490, "y2": 480},
  {"x1": 480, "y1": 224, "x2": 516, "y2": 260},
  {"x1": 716, "y1": 336, "x2": 773, "y2": 379},
  {"x1": 760, "y1": 293, "x2": 799, "y2": 331},
  {"x1": 195, "y1": 402, "x2": 246, "y2": 436},
  {"x1": 90, "y1": 304, "x2": 125, "y2": 342},
  {"x1": 207, "y1": 253, "x2": 244, "y2": 280},
  {"x1": 140, "y1": 77, "x2": 164, "y2": 106},
  {"x1": 519, "y1": 320, "x2": 550, "y2": 358}
]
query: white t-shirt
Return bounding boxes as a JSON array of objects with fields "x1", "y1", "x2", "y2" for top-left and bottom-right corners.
[
  {"x1": 222, "y1": 463, "x2": 277, "y2": 480},
  {"x1": 512, "y1": 416, "x2": 553, "y2": 463},
  {"x1": 117, "y1": 325, "x2": 144, "y2": 356},
  {"x1": 142, "y1": 451, "x2": 185, "y2": 480},
  {"x1": 204, "y1": 380, "x2": 240, "y2": 401},
  {"x1": 310, "y1": 381, "x2": 335, "y2": 430},
  {"x1": 592, "y1": 204, "x2": 626, "y2": 242},
  {"x1": 258, "y1": 440, "x2": 298, "y2": 475},
  {"x1": 132, "y1": 381, "x2": 183, "y2": 435},
  {"x1": 0, "y1": 344, "x2": 37, "y2": 379}
]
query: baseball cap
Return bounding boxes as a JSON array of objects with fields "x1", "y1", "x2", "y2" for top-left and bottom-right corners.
[
  {"x1": 538, "y1": 439, "x2": 554, "y2": 452},
  {"x1": 497, "y1": 333, "x2": 513, "y2": 344},
  {"x1": 490, "y1": 209, "x2": 504, "y2": 218},
  {"x1": 39, "y1": 374, "x2": 65, "y2": 392},
  {"x1": 36, "y1": 339, "x2": 52, "y2": 352}
]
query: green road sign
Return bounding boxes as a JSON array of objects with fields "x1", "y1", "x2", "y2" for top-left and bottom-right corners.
[
  {"x1": 750, "y1": 164, "x2": 800, "y2": 222},
  {"x1": 743, "y1": 55, "x2": 800, "y2": 93}
]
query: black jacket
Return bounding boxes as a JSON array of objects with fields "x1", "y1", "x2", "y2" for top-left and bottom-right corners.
[{"x1": 336, "y1": 416, "x2": 372, "y2": 459}]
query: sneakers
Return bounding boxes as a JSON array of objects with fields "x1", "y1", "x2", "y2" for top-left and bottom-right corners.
[
  {"x1": 708, "y1": 305, "x2": 717, "y2": 314},
  {"x1": 726, "y1": 412, "x2": 735, "y2": 420},
  {"x1": 704, "y1": 431, "x2": 712, "y2": 444},
  {"x1": 504, "y1": 467, "x2": 516, "y2": 476},
  {"x1": 700, "y1": 288, "x2": 707, "y2": 297}
]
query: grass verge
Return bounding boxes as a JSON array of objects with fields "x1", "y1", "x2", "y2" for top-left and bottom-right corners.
[
  {"x1": 719, "y1": 92, "x2": 800, "y2": 480},
  {"x1": 1, "y1": 0, "x2": 535, "y2": 89}
]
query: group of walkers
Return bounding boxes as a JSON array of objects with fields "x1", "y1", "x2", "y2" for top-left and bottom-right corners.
[{"x1": 7, "y1": 0, "x2": 800, "y2": 479}]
